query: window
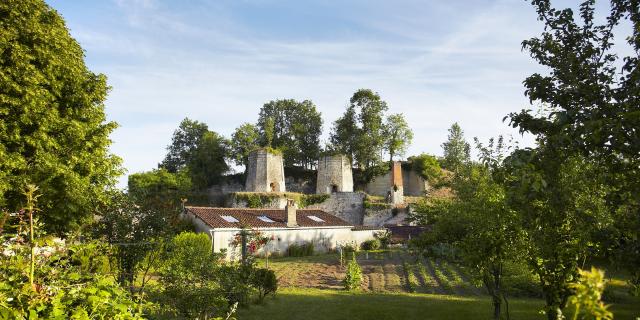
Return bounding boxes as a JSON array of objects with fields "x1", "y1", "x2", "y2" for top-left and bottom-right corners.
[
  {"x1": 220, "y1": 215, "x2": 239, "y2": 223},
  {"x1": 308, "y1": 215, "x2": 324, "y2": 222},
  {"x1": 257, "y1": 216, "x2": 275, "y2": 223}
]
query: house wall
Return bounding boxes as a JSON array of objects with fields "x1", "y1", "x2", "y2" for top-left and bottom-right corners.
[{"x1": 203, "y1": 226, "x2": 381, "y2": 261}]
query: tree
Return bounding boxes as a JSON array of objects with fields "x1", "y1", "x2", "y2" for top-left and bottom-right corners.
[
  {"x1": 412, "y1": 139, "x2": 524, "y2": 320},
  {"x1": 160, "y1": 118, "x2": 209, "y2": 172},
  {"x1": 408, "y1": 154, "x2": 442, "y2": 185},
  {"x1": 384, "y1": 113, "x2": 413, "y2": 162},
  {"x1": 504, "y1": 149, "x2": 611, "y2": 320},
  {"x1": 330, "y1": 89, "x2": 389, "y2": 169},
  {"x1": 256, "y1": 99, "x2": 323, "y2": 168},
  {"x1": 229, "y1": 123, "x2": 260, "y2": 168},
  {"x1": 440, "y1": 123, "x2": 470, "y2": 171},
  {"x1": 188, "y1": 131, "x2": 229, "y2": 189},
  {"x1": 508, "y1": 0, "x2": 640, "y2": 316},
  {"x1": 0, "y1": 0, "x2": 123, "y2": 234},
  {"x1": 127, "y1": 168, "x2": 192, "y2": 209}
]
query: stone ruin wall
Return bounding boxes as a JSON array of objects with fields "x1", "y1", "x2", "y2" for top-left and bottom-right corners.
[
  {"x1": 306, "y1": 192, "x2": 365, "y2": 225},
  {"x1": 365, "y1": 163, "x2": 428, "y2": 198},
  {"x1": 244, "y1": 149, "x2": 286, "y2": 193},
  {"x1": 316, "y1": 155, "x2": 353, "y2": 194}
]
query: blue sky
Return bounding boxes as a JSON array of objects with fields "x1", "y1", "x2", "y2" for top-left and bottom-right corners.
[{"x1": 47, "y1": 0, "x2": 559, "y2": 188}]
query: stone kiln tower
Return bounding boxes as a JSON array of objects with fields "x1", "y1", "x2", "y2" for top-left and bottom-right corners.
[
  {"x1": 390, "y1": 161, "x2": 404, "y2": 205},
  {"x1": 316, "y1": 155, "x2": 353, "y2": 194},
  {"x1": 245, "y1": 149, "x2": 286, "y2": 192}
]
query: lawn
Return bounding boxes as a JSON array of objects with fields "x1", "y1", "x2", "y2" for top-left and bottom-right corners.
[
  {"x1": 237, "y1": 288, "x2": 640, "y2": 320},
  {"x1": 243, "y1": 252, "x2": 640, "y2": 320}
]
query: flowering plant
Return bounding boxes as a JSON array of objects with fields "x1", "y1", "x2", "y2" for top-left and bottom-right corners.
[
  {"x1": 229, "y1": 230, "x2": 273, "y2": 254},
  {"x1": 0, "y1": 185, "x2": 142, "y2": 319}
]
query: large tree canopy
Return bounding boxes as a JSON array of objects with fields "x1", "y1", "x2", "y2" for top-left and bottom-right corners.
[
  {"x1": 0, "y1": 0, "x2": 122, "y2": 233},
  {"x1": 506, "y1": 0, "x2": 640, "y2": 318},
  {"x1": 160, "y1": 118, "x2": 209, "y2": 173},
  {"x1": 330, "y1": 89, "x2": 389, "y2": 169},
  {"x1": 256, "y1": 99, "x2": 323, "y2": 168}
]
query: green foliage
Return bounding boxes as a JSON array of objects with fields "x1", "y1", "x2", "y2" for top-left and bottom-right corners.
[
  {"x1": 251, "y1": 268, "x2": 278, "y2": 302},
  {"x1": 504, "y1": 150, "x2": 611, "y2": 319},
  {"x1": 257, "y1": 99, "x2": 323, "y2": 168},
  {"x1": 408, "y1": 153, "x2": 443, "y2": 184},
  {"x1": 287, "y1": 242, "x2": 314, "y2": 257},
  {"x1": 233, "y1": 192, "x2": 329, "y2": 209},
  {"x1": 0, "y1": 187, "x2": 141, "y2": 319},
  {"x1": 402, "y1": 262, "x2": 418, "y2": 293},
  {"x1": 0, "y1": 0, "x2": 123, "y2": 234},
  {"x1": 361, "y1": 239, "x2": 381, "y2": 251},
  {"x1": 127, "y1": 167, "x2": 205, "y2": 210},
  {"x1": 94, "y1": 191, "x2": 176, "y2": 293},
  {"x1": 229, "y1": 123, "x2": 260, "y2": 168},
  {"x1": 330, "y1": 89, "x2": 389, "y2": 170},
  {"x1": 440, "y1": 123, "x2": 470, "y2": 172},
  {"x1": 413, "y1": 139, "x2": 524, "y2": 320},
  {"x1": 188, "y1": 131, "x2": 229, "y2": 189},
  {"x1": 159, "y1": 118, "x2": 209, "y2": 172},
  {"x1": 160, "y1": 232, "x2": 227, "y2": 319},
  {"x1": 384, "y1": 113, "x2": 413, "y2": 162},
  {"x1": 343, "y1": 253, "x2": 363, "y2": 291},
  {"x1": 510, "y1": 1, "x2": 640, "y2": 314},
  {"x1": 374, "y1": 230, "x2": 392, "y2": 249},
  {"x1": 568, "y1": 268, "x2": 613, "y2": 320}
]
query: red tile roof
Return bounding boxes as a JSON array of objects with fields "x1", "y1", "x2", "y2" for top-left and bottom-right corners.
[{"x1": 185, "y1": 206, "x2": 353, "y2": 229}]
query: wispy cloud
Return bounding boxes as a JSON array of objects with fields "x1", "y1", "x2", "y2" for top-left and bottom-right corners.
[{"x1": 47, "y1": 0, "x2": 546, "y2": 187}]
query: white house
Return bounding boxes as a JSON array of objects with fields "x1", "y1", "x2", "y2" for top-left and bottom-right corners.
[{"x1": 183, "y1": 199, "x2": 384, "y2": 260}]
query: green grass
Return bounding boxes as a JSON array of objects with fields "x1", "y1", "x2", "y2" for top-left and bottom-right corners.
[{"x1": 236, "y1": 288, "x2": 640, "y2": 320}]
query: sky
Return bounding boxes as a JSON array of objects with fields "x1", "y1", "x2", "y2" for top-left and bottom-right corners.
[{"x1": 45, "y1": 0, "x2": 566, "y2": 188}]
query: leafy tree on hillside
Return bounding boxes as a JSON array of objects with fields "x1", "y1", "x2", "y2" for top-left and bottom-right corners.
[
  {"x1": 229, "y1": 123, "x2": 260, "y2": 168},
  {"x1": 188, "y1": 131, "x2": 229, "y2": 189},
  {"x1": 128, "y1": 168, "x2": 192, "y2": 209},
  {"x1": 408, "y1": 154, "x2": 442, "y2": 185},
  {"x1": 507, "y1": 0, "x2": 640, "y2": 317},
  {"x1": 384, "y1": 113, "x2": 413, "y2": 162},
  {"x1": 440, "y1": 123, "x2": 470, "y2": 171},
  {"x1": 160, "y1": 118, "x2": 209, "y2": 172},
  {"x1": 330, "y1": 89, "x2": 389, "y2": 169},
  {"x1": 0, "y1": 0, "x2": 123, "y2": 234},
  {"x1": 257, "y1": 99, "x2": 323, "y2": 168}
]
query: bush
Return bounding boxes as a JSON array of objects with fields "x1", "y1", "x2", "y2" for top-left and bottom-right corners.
[
  {"x1": 341, "y1": 242, "x2": 358, "y2": 254},
  {"x1": 160, "y1": 232, "x2": 228, "y2": 318},
  {"x1": 374, "y1": 230, "x2": 392, "y2": 249},
  {"x1": 343, "y1": 253, "x2": 363, "y2": 290},
  {"x1": 361, "y1": 239, "x2": 381, "y2": 251},
  {"x1": 251, "y1": 268, "x2": 278, "y2": 302},
  {"x1": 287, "y1": 242, "x2": 314, "y2": 257}
]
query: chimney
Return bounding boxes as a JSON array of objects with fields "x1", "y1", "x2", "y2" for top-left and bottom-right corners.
[{"x1": 285, "y1": 199, "x2": 297, "y2": 227}]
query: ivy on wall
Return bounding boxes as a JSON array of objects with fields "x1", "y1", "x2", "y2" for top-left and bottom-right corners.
[{"x1": 232, "y1": 192, "x2": 329, "y2": 208}]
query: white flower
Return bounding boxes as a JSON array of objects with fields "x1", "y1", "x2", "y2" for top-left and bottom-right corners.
[
  {"x1": 52, "y1": 238, "x2": 65, "y2": 246},
  {"x1": 1, "y1": 249, "x2": 15, "y2": 257}
]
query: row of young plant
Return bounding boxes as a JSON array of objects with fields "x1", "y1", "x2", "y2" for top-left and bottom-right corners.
[{"x1": 0, "y1": 186, "x2": 277, "y2": 319}]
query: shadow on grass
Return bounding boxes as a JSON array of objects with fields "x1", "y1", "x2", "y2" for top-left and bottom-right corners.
[{"x1": 236, "y1": 288, "x2": 640, "y2": 320}]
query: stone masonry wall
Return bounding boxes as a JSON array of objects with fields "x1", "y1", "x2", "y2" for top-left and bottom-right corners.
[
  {"x1": 316, "y1": 155, "x2": 353, "y2": 194},
  {"x1": 306, "y1": 192, "x2": 365, "y2": 225},
  {"x1": 245, "y1": 149, "x2": 286, "y2": 192}
]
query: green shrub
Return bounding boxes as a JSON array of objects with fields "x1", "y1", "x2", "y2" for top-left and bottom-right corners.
[
  {"x1": 251, "y1": 268, "x2": 278, "y2": 302},
  {"x1": 361, "y1": 239, "x2": 381, "y2": 251},
  {"x1": 287, "y1": 242, "x2": 314, "y2": 257},
  {"x1": 343, "y1": 253, "x2": 363, "y2": 290},
  {"x1": 160, "y1": 232, "x2": 228, "y2": 318},
  {"x1": 341, "y1": 242, "x2": 358, "y2": 254},
  {"x1": 374, "y1": 230, "x2": 392, "y2": 249}
]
